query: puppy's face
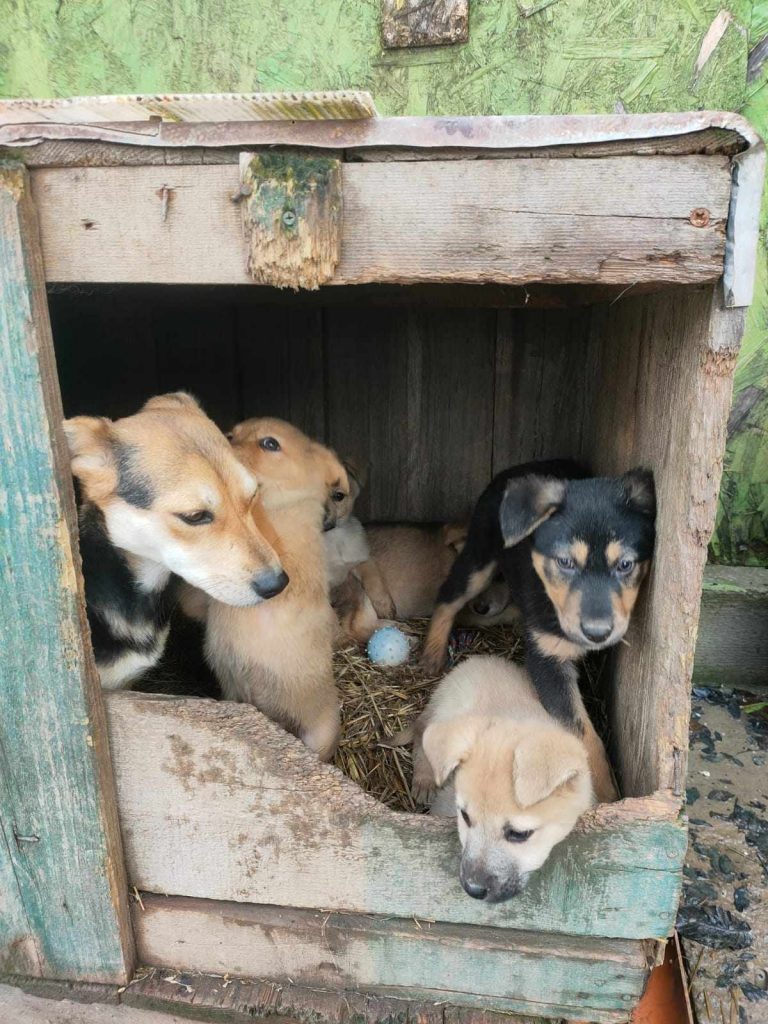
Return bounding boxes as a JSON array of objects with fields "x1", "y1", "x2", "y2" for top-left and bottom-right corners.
[
  {"x1": 501, "y1": 470, "x2": 656, "y2": 651},
  {"x1": 423, "y1": 717, "x2": 593, "y2": 903},
  {"x1": 230, "y1": 418, "x2": 350, "y2": 530},
  {"x1": 65, "y1": 393, "x2": 287, "y2": 605}
]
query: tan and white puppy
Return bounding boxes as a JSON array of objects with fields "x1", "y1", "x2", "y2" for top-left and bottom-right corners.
[
  {"x1": 411, "y1": 656, "x2": 596, "y2": 903},
  {"x1": 65, "y1": 393, "x2": 286, "y2": 690},
  {"x1": 204, "y1": 418, "x2": 346, "y2": 761}
]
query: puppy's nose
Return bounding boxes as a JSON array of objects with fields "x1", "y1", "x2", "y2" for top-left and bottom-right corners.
[
  {"x1": 322, "y1": 508, "x2": 336, "y2": 532},
  {"x1": 472, "y1": 599, "x2": 490, "y2": 616},
  {"x1": 581, "y1": 619, "x2": 613, "y2": 644},
  {"x1": 462, "y1": 879, "x2": 488, "y2": 900},
  {"x1": 252, "y1": 569, "x2": 289, "y2": 599}
]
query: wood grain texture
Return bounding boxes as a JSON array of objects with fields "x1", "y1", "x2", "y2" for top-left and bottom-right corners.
[
  {"x1": 31, "y1": 156, "x2": 730, "y2": 287},
  {"x1": 133, "y1": 895, "x2": 648, "y2": 1022},
  {"x1": 240, "y1": 152, "x2": 342, "y2": 290},
  {"x1": 0, "y1": 165, "x2": 134, "y2": 981},
  {"x1": 381, "y1": 0, "x2": 469, "y2": 49},
  {"x1": 585, "y1": 286, "x2": 744, "y2": 798},
  {"x1": 105, "y1": 692, "x2": 685, "y2": 940},
  {"x1": 693, "y1": 565, "x2": 768, "y2": 689}
]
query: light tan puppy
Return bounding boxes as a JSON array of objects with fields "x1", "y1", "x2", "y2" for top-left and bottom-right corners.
[
  {"x1": 204, "y1": 418, "x2": 347, "y2": 761},
  {"x1": 411, "y1": 656, "x2": 596, "y2": 902}
]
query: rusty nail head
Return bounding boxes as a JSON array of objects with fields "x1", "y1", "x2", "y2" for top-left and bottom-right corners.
[{"x1": 690, "y1": 208, "x2": 711, "y2": 227}]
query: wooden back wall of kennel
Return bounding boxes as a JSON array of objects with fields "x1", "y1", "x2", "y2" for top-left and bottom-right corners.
[{"x1": 0, "y1": 101, "x2": 763, "y2": 1023}]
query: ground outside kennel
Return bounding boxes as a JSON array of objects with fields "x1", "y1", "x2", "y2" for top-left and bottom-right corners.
[{"x1": 0, "y1": 94, "x2": 764, "y2": 1023}]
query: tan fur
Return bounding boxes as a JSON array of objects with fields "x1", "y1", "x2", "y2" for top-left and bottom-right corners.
[
  {"x1": 605, "y1": 540, "x2": 623, "y2": 565},
  {"x1": 531, "y1": 550, "x2": 584, "y2": 638},
  {"x1": 530, "y1": 629, "x2": 585, "y2": 663},
  {"x1": 411, "y1": 657, "x2": 597, "y2": 901},
  {"x1": 205, "y1": 419, "x2": 344, "y2": 761},
  {"x1": 421, "y1": 562, "x2": 498, "y2": 674},
  {"x1": 571, "y1": 539, "x2": 589, "y2": 568},
  {"x1": 64, "y1": 393, "x2": 284, "y2": 608}
]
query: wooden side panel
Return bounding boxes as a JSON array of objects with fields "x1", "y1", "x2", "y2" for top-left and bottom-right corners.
[
  {"x1": 0, "y1": 165, "x2": 134, "y2": 981},
  {"x1": 134, "y1": 895, "x2": 648, "y2": 1023},
  {"x1": 585, "y1": 286, "x2": 744, "y2": 797},
  {"x1": 31, "y1": 156, "x2": 730, "y2": 287},
  {"x1": 106, "y1": 692, "x2": 686, "y2": 940}
]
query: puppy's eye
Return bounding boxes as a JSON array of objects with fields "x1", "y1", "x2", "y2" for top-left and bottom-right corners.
[
  {"x1": 504, "y1": 826, "x2": 533, "y2": 844},
  {"x1": 556, "y1": 555, "x2": 576, "y2": 572},
  {"x1": 259, "y1": 436, "x2": 281, "y2": 452},
  {"x1": 460, "y1": 809, "x2": 472, "y2": 827},
  {"x1": 617, "y1": 558, "x2": 635, "y2": 575},
  {"x1": 332, "y1": 490, "x2": 346, "y2": 503},
  {"x1": 176, "y1": 510, "x2": 214, "y2": 526}
]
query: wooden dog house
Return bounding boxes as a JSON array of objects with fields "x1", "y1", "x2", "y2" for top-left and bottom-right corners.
[{"x1": 0, "y1": 95, "x2": 763, "y2": 1023}]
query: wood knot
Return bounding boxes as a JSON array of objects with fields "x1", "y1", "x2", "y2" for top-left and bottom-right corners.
[{"x1": 689, "y1": 208, "x2": 711, "y2": 228}]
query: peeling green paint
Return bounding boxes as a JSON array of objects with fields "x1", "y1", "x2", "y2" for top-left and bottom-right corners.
[{"x1": 0, "y1": 0, "x2": 765, "y2": 563}]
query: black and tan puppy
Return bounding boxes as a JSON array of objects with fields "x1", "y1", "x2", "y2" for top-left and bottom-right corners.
[{"x1": 422, "y1": 460, "x2": 656, "y2": 801}]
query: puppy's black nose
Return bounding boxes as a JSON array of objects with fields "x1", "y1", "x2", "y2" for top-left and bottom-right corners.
[
  {"x1": 582, "y1": 620, "x2": 612, "y2": 644},
  {"x1": 472, "y1": 600, "x2": 490, "y2": 615},
  {"x1": 252, "y1": 570, "x2": 289, "y2": 599},
  {"x1": 462, "y1": 880, "x2": 488, "y2": 900}
]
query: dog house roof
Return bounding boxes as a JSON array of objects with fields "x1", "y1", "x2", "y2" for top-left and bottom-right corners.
[{"x1": 0, "y1": 94, "x2": 762, "y2": 306}]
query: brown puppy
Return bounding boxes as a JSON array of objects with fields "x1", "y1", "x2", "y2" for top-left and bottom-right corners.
[
  {"x1": 65, "y1": 393, "x2": 286, "y2": 690},
  {"x1": 411, "y1": 656, "x2": 598, "y2": 902},
  {"x1": 333, "y1": 523, "x2": 518, "y2": 643},
  {"x1": 204, "y1": 418, "x2": 346, "y2": 760}
]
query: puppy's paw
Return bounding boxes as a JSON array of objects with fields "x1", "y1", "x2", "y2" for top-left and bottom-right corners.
[
  {"x1": 420, "y1": 648, "x2": 447, "y2": 677},
  {"x1": 411, "y1": 778, "x2": 437, "y2": 807},
  {"x1": 373, "y1": 595, "x2": 396, "y2": 619}
]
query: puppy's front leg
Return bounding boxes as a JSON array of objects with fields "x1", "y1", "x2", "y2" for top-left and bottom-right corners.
[
  {"x1": 298, "y1": 689, "x2": 342, "y2": 763},
  {"x1": 355, "y1": 559, "x2": 396, "y2": 619},
  {"x1": 411, "y1": 719, "x2": 437, "y2": 806},
  {"x1": 421, "y1": 545, "x2": 497, "y2": 675}
]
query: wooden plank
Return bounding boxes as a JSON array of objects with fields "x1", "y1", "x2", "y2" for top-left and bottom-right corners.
[
  {"x1": 31, "y1": 156, "x2": 730, "y2": 287},
  {"x1": 325, "y1": 308, "x2": 410, "y2": 521},
  {"x1": 381, "y1": 0, "x2": 469, "y2": 48},
  {"x1": 492, "y1": 308, "x2": 596, "y2": 473},
  {"x1": 48, "y1": 291, "x2": 159, "y2": 419},
  {"x1": 154, "y1": 301, "x2": 239, "y2": 430},
  {"x1": 693, "y1": 565, "x2": 768, "y2": 689},
  {"x1": 240, "y1": 153, "x2": 342, "y2": 290},
  {"x1": 133, "y1": 895, "x2": 649, "y2": 1022},
  {"x1": 237, "y1": 305, "x2": 325, "y2": 441},
  {"x1": 0, "y1": 164, "x2": 134, "y2": 981},
  {"x1": 585, "y1": 287, "x2": 745, "y2": 798},
  {"x1": 123, "y1": 968, "x2": 541, "y2": 1024},
  {"x1": 106, "y1": 692, "x2": 685, "y2": 940}
]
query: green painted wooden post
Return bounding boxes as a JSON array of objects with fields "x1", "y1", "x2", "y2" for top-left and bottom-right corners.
[{"x1": 0, "y1": 162, "x2": 135, "y2": 982}]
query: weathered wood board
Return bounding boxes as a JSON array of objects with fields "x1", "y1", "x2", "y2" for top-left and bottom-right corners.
[
  {"x1": 133, "y1": 895, "x2": 649, "y2": 1022},
  {"x1": 105, "y1": 692, "x2": 685, "y2": 941},
  {"x1": 0, "y1": 165, "x2": 134, "y2": 981},
  {"x1": 693, "y1": 566, "x2": 768, "y2": 690},
  {"x1": 31, "y1": 156, "x2": 730, "y2": 287},
  {"x1": 381, "y1": 0, "x2": 469, "y2": 49},
  {"x1": 585, "y1": 287, "x2": 744, "y2": 799}
]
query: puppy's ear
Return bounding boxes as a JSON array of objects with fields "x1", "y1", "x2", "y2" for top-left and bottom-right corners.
[
  {"x1": 142, "y1": 391, "x2": 202, "y2": 414},
  {"x1": 63, "y1": 416, "x2": 118, "y2": 499},
  {"x1": 621, "y1": 468, "x2": 656, "y2": 517},
  {"x1": 422, "y1": 717, "x2": 483, "y2": 788},
  {"x1": 500, "y1": 476, "x2": 566, "y2": 548},
  {"x1": 513, "y1": 729, "x2": 588, "y2": 808},
  {"x1": 442, "y1": 522, "x2": 468, "y2": 553},
  {"x1": 343, "y1": 457, "x2": 368, "y2": 498}
]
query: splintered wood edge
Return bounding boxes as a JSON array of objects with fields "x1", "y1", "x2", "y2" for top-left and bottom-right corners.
[{"x1": 105, "y1": 692, "x2": 682, "y2": 833}]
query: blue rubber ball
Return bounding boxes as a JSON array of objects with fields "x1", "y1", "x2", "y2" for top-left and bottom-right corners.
[{"x1": 367, "y1": 625, "x2": 410, "y2": 667}]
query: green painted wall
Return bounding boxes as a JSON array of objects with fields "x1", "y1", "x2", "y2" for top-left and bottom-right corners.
[{"x1": 1, "y1": 0, "x2": 766, "y2": 563}]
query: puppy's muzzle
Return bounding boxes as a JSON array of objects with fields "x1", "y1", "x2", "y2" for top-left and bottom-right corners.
[
  {"x1": 251, "y1": 569, "x2": 289, "y2": 600},
  {"x1": 322, "y1": 506, "x2": 337, "y2": 532},
  {"x1": 580, "y1": 618, "x2": 613, "y2": 644},
  {"x1": 460, "y1": 861, "x2": 527, "y2": 903}
]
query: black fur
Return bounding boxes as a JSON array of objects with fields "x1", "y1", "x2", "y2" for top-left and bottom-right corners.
[
  {"x1": 77, "y1": 497, "x2": 176, "y2": 672},
  {"x1": 429, "y1": 460, "x2": 656, "y2": 728},
  {"x1": 114, "y1": 441, "x2": 155, "y2": 509}
]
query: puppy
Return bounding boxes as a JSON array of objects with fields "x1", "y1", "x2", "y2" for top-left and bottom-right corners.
[
  {"x1": 65, "y1": 393, "x2": 286, "y2": 690},
  {"x1": 412, "y1": 656, "x2": 595, "y2": 903},
  {"x1": 204, "y1": 418, "x2": 346, "y2": 761},
  {"x1": 422, "y1": 460, "x2": 655, "y2": 801},
  {"x1": 333, "y1": 522, "x2": 517, "y2": 643},
  {"x1": 324, "y1": 463, "x2": 368, "y2": 591}
]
